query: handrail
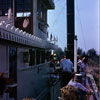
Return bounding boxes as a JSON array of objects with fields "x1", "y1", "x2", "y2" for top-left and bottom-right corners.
[{"x1": 87, "y1": 74, "x2": 99, "y2": 100}]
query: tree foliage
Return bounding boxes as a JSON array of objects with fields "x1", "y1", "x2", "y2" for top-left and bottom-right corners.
[
  {"x1": 77, "y1": 48, "x2": 99, "y2": 66},
  {"x1": 87, "y1": 48, "x2": 99, "y2": 66},
  {"x1": 87, "y1": 48, "x2": 97, "y2": 57},
  {"x1": 54, "y1": 47, "x2": 65, "y2": 61},
  {"x1": 77, "y1": 48, "x2": 83, "y2": 56}
]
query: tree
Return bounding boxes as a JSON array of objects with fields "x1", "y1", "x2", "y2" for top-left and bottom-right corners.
[
  {"x1": 82, "y1": 51, "x2": 86, "y2": 57},
  {"x1": 87, "y1": 48, "x2": 99, "y2": 66},
  {"x1": 54, "y1": 47, "x2": 65, "y2": 61},
  {"x1": 87, "y1": 48, "x2": 97, "y2": 57},
  {"x1": 77, "y1": 48, "x2": 83, "y2": 56},
  {"x1": 64, "y1": 47, "x2": 67, "y2": 54}
]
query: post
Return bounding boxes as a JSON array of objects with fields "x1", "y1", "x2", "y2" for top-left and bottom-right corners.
[
  {"x1": 51, "y1": 50, "x2": 54, "y2": 55},
  {"x1": 66, "y1": 0, "x2": 75, "y2": 63},
  {"x1": 13, "y1": 0, "x2": 15, "y2": 26},
  {"x1": 74, "y1": 35, "x2": 78, "y2": 72}
]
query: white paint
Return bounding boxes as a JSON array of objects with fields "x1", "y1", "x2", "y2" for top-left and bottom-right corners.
[
  {"x1": 51, "y1": 50, "x2": 54, "y2": 55},
  {"x1": 74, "y1": 37, "x2": 77, "y2": 72},
  {"x1": 0, "y1": 45, "x2": 9, "y2": 76}
]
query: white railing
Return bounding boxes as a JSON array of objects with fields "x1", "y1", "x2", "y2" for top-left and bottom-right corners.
[{"x1": 0, "y1": 21, "x2": 56, "y2": 49}]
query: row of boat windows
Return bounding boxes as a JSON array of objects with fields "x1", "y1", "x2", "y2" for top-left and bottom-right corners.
[
  {"x1": 0, "y1": 0, "x2": 31, "y2": 16},
  {"x1": 0, "y1": 0, "x2": 12, "y2": 16},
  {"x1": 29, "y1": 49, "x2": 51, "y2": 66},
  {"x1": 9, "y1": 48, "x2": 51, "y2": 68},
  {"x1": 0, "y1": 0, "x2": 46, "y2": 17},
  {"x1": 0, "y1": 0, "x2": 47, "y2": 28}
]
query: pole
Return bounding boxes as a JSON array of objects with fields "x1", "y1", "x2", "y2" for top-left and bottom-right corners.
[
  {"x1": 66, "y1": 0, "x2": 75, "y2": 63},
  {"x1": 74, "y1": 35, "x2": 78, "y2": 72},
  {"x1": 13, "y1": 0, "x2": 15, "y2": 26}
]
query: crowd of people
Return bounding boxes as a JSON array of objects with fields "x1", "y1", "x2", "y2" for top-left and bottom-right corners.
[
  {"x1": 60, "y1": 55, "x2": 93, "y2": 100},
  {"x1": 0, "y1": 54, "x2": 93, "y2": 100}
]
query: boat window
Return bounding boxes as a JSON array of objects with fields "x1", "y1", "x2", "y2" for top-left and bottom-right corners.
[
  {"x1": 41, "y1": 50, "x2": 45, "y2": 63},
  {"x1": 36, "y1": 50, "x2": 40, "y2": 64},
  {"x1": 16, "y1": 0, "x2": 31, "y2": 17},
  {"x1": 0, "y1": 0, "x2": 13, "y2": 16},
  {"x1": 23, "y1": 52, "x2": 29, "y2": 63},
  {"x1": 29, "y1": 49, "x2": 35, "y2": 66},
  {"x1": 46, "y1": 51, "x2": 51, "y2": 61}
]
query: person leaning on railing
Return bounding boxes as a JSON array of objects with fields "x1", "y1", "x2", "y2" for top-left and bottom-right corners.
[
  {"x1": 68, "y1": 74, "x2": 93, "y2": 100},
  {"x1": 79, "y1": 57, "x2": 88, "y2": 86}
]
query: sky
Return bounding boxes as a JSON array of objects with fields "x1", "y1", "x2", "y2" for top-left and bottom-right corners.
[{"x1": 48, "y1": 0, "x2": 99, "y2": 54}]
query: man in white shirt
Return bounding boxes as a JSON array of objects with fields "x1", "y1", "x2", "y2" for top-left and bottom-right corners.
[{"x1": 60, "y1": 56, "x2": 74, "y2": 87}]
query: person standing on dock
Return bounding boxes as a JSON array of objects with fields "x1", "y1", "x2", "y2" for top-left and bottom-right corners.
[{"x1": 60, "y1": 56, "x2": 74, "y2": 87}]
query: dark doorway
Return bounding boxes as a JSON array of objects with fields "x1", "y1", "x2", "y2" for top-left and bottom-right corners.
[{"x1": 9, "y1": 47, "x2": 17, "y2": 100}]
